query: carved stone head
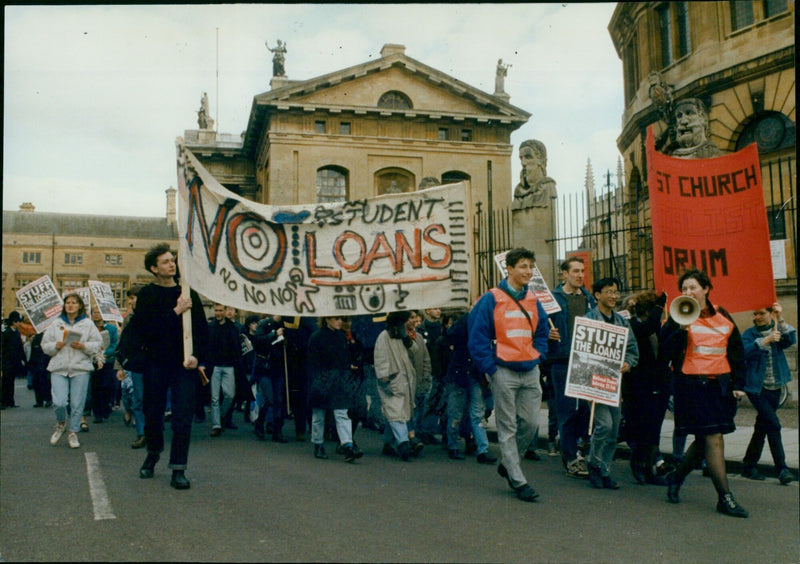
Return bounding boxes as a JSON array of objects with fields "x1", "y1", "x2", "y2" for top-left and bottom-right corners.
[
  {"x1": 519, "y1": 139, "x2": 547, "y2": 186},
  {"x1": 674, "y1": 98, "x2": 710, "y2": 149}
]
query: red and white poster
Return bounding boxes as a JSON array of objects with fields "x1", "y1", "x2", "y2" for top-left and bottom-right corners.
[{"x1": 646, "y1": 127, "x2": 775, "y2": 313}]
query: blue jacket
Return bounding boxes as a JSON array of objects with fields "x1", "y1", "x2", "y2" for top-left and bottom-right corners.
[
  {"x1": 547, "y1": 284, "x2": 596, "y2": 362},
  {"x1": 741, "y1": 322, "x2": 796, "y2": 394},
  {"x1": 583, "y1": 307, "x2": 640, "y2": 370},
  {"x1": 468, "y1": 278, "x2": 549, "y2": 376}
]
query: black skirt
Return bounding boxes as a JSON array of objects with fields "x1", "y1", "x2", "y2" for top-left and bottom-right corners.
[{"x1": 672, "y1": 373, "x2": 736, "y2": 436}]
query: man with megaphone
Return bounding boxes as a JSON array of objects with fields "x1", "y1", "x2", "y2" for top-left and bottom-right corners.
[{"x1": 659, "y1": 268, "x2": 749, "y2": 518}]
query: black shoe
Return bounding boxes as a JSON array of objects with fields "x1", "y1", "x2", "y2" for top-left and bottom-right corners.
[
  {"x1": 254, "y1": 423, "x2": 266, "y2": 440},
  {"x1": 588, "y1": 464, "x2": 604, "y2": 489},
  {"x1": 448, "y1": 449, "x2": 465, "y2": 460},
  {"x1": 44, "y1": 401, "x2": 53, "y2": 408},
  {"x1": 497, "y1": 463, "x2": 515, "y2": 490},
  {"x1": 397, "y1": 441, "x2": 412, "y2": 461},
  {"x1": 420, "y1": 432, "x2": 442, "y2": 445},
  {"x1": 210, "y1": 427, "x2": 222, "y2": 437},
  {"x1": 779, "y1": 468, "x2": 794, "y2": 485},
  {"x1": 477, "y1": 452, "x2": 498, "y2": 465},
  {"x1": 465, "y1": 438, "x2": 477, "y2": 455},
  {"x1": 666, "y1": 471, "x2": 683, "y2": 503},
  {"x1": 139, "y1": 454, "x2": 159, "y2": 479},
  {"x1": 131, "y1": 435, "x2": 146, "y2": 449},
  {"x1": 342, "y1": 444, "x2": 358, "y2": 463},
  {"x1": 602, "y1": 476, "x2": 620, "y2": 490},
  {"x1": 94, "y1": 417, "x2": 105, "y2": 424},
  {"x1": 409, "y1": 437, "x2": 424, "y2": 457},
  {"x1": 717, "y1": 493, "x2": 748, "y2": 518},
  {"x1": 630, "y1": 460, "x2": 647, "y2": 485},
  {"x1": 515, "y1": 484, "x2": 539, "y2": 502},
  {"x1": 170, "y1": 470, "x2": 191, "y2": 490},
  {"x1": 272, "y1": 433, "x2": 289, "y2": 444},
  {"x1": 314, "y1": 444, "x2": 329, "y2": 460},
  {"x1": 741, "y1": 467, "x2": 765, "y2": 481},
  {"x1": 382, "y1": 444, "x2": 397, "y2": 458},
  {"x1": 524, "y1": 449, "x2": 541, "y2": 461}
]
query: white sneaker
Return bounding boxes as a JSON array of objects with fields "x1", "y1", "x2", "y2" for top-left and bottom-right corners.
[
  {"x1": 68, "y1": 432, "x2": 80, "y2": 449},
  {"x1": 50, "y1": 423, "x2": 66, "y2": 445}
]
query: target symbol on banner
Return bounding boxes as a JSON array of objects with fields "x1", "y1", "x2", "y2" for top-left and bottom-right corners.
[{"x1": 227, "y1": 212, "x2": 287, "y2": 283}]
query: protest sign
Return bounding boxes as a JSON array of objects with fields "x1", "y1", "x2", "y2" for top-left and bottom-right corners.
[
  {"x1": 565, "y1": 317, "x2": 628, "y2": 407},
  {"x1": 176, "y1": 140, "x2": 472, "y2": 316},
  {"x1": 16, "y1": 275, "x2": 63, "y2": 333},
  {"x1": 646, "y1": 127, "x2": 775, "y2": 312},
  {"x1": 494, "y1": 251, "x2": 560, "y2": 315},
  {"x1": 89, "y1": 280, "x2": 123, "y2": 323}
]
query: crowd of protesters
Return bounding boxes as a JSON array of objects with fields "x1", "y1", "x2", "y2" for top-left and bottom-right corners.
[{"x1": 1, "y1": 245, "x2": 795, "y2": 514}]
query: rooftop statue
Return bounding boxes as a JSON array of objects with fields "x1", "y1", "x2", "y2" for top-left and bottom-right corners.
[{"x1": 266, "y1": 39, "x2": 287, "y2": 77}]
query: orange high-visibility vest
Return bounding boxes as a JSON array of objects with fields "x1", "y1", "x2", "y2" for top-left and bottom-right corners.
[
  {"x1": 682, "y1": 311, "x2": 733, "y2": 376},
  {"x1": 490, "y1": 288, "x2": 541, "y2": 363}
]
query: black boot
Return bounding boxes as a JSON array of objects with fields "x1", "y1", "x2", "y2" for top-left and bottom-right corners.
[
  {"x1": 170, "y1": 470, "x2": 191, "y2": 490},
  {"x1": 139, "y1": 453, "x2": 159, "y2": 479},
  {"x1": 666, "y1": 470, "x2": 683, "y2": 503},
  {"x1": 588, "y1": 464, "x2": 604, "y2": 489},
  {"x1": 314, "y1": 444, "x2": 329, "y2": 459},
  {"x1": 397, "y1": 441, "x2": 412, "y2": 461}
]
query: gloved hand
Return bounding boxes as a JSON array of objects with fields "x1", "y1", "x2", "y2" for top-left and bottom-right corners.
[{"x1": 655, "y1": 292, "x2": 667, "y2": 308}]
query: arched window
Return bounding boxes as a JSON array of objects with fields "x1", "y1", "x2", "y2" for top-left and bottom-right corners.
[
  {"x1": 735, "y1": 112, "x2": 795, "y2": 153},
  {"x1": 377, "y1": 91, "x2": 412, "y2": 110},
  {"x1": 441, "y1": 170, "x2": 471, "y2": 185},
  {"x1": 316, "y1": 166, "x2": 349, "y2": 203},
  {"x1": 375, "y1": 168, "x2": 415, "y2": 195}
]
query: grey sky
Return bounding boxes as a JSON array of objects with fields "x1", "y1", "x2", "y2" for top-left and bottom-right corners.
[{"x1": 3, "y1": 3, "x2": 623, "y2": 218}]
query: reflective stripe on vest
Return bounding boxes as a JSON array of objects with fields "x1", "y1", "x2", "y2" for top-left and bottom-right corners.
[
  {"x1": 682, "y1": 312, "x2": 733, "y2": 375},
  {"x1": 489, "y1": 288, "x2": 541, "y2": 363}
]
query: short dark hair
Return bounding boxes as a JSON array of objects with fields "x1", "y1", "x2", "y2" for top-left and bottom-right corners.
[
  {"x1": 505, "y1": 247, "x2": 535, "y2": 269},
  {"x1": 561, "y1": 256, "x2": 584, "y2": 272},
  {"x1": 677, "y1": 268, "x2": 712, "y2": 291},
  {"x1": 127, "y1": 284, "x2": 144, "y2": 297},
  {"x1": 592, "y1": 277, "x2": 620, "y2": 295},
  {"x1": 144, "y1": 243, "x2": 172, "y2": 274}
]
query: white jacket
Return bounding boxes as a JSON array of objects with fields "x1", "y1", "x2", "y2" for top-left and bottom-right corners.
[{"x1": 41, "y1": 314, "x2": 102, "y2": 376}]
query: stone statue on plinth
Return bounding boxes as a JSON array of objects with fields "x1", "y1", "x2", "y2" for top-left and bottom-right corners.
[
  {"x1": 667, "y1": 98, "x2": 722, "y2": 159},
  {"x1": 494, "y1": 59, "x2": 511, "y2": 95},
  {"x1": 266, "y1": 39, "x2": 287, "y2": 77},
  {"x1": 197, "y1": 91, "x2": 214, "y2": 130},
  {"x1": 512, "y1": 139, "x2": 556, "y2": 209}
]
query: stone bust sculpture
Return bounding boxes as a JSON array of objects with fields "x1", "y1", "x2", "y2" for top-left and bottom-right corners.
[
  {"x1": 512, "y1": 139, "x2": 556, "y2": 209},
  {"x1": 668, "y1": 98, "x2": 722, "y2": 159}
]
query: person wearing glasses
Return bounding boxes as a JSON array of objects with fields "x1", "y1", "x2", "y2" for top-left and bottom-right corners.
[
  {"x1": 582, "y1": 278, "x2": 639, "y2": 490},
  {"x1": 660, "y1": 268, "x2": 748, "y2": 517}
]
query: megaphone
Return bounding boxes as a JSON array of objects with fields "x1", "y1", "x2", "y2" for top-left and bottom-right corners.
[{"x1": 669, "y1": 296, "x2": 700, "y2": 325}]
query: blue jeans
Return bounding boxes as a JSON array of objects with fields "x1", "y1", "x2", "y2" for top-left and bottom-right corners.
[
  {"x1": 51, "y1": 372, "x2": 90, "y2": 433},
  {"x1": 551, "y1": 362, "x2": 590, "y2": 463},
  {"x1": 744, "y1": 388, "x2": 786, "y2": 470},
  {"x1": 383, "y1": 420, "x2": 409, "y2": 447},
  {"x1": 122, "y1": 371, "x2": 146, "y2": 436},
  {"x1": 588, "y1": 403, "x2": 621, "y2": 476},
  {"x1": 445, "y1": 381, "x2": 489, "y2": 455},
  {"x1": 312, "y1": 408, "x2": 352, "y2": 445},
  {"x1": 210, "y1": 365, "x2": 236, "y2": 429}
]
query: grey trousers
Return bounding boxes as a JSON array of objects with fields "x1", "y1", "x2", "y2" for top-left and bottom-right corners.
[
  {"x1": 588, "y1": 403, "x2": 620, "y2": 476},
  {"x1": 490, "y1": 365, "x2": 542, "y2": 488}
]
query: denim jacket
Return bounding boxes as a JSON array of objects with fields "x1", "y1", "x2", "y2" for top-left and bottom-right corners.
[{"x1": 741, "y1": 322, "x2": 796, "y2": 394}]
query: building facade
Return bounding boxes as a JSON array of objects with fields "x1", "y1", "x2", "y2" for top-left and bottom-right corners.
[
  {"x1": 606, "y1": 1, "x2": 795, "y2": 294},
  {"x1": 2, "y1": 191, "x2": 179, "y2": 319},
  {"x1": 184, "y1": 43, "x2": 529, "y2": 231}
]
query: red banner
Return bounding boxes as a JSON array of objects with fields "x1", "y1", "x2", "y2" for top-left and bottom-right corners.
[{"x1": 646, "y1": 127, "x2": 775, "y2": 313}]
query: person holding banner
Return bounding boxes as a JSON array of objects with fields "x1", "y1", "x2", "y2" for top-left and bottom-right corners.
[
  {"x1": 660, "y1": 268, "x2": 748, "y2": 518},
  {"x1": 548, "y1": 257, "x2": 596, "y2": 479},
  {"x1": 468, "y1": 247, "x2": 549, "y2": 502},
  {"x1": 135, "y1": 244, "x2": 209, "y2": 490},
  {"x1": 740, "y1": 302, "x2": 796, "y2": 485},
  {"x1": 583, "y1": 278, "x2": 639, "y2": 490},
  {"x1": 41, "y1": 293, "x2": 103, "y2": 449}
]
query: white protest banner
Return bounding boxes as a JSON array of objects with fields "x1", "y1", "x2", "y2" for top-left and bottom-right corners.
[
  {"x1": 770, "y1": 239, "x2": 787, "y2": 280},
  {"x1": 16, "y1": 275, "x2": 63, "y2": 333},
  {"x1": 565, "y1": 317, "x2": 628, "y2": 407},
  {"x1": 176, "y1": 140, "x2": 472, "y2": 316},
  {"x1": 493, "y1": 252, "x2": 561, "y2": 315},
  {"x1": 62, "y1": 287, "x2": 92, "y2": 315},
  {"x1": 89, "y1": 280, "x2": 123, "y2": 323}
]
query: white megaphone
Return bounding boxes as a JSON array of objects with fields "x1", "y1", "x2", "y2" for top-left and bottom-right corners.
[{"x1": 669, "y1": 295, "x2": 701, "y2": 325}]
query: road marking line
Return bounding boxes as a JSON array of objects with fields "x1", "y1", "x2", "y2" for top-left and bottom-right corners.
[{"x1": 84, "y1": 452, "x2": 116, "y2": 521}]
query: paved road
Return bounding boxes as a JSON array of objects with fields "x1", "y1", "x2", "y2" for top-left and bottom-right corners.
[{"x1": 1, "y1": 382, "x2": 798, "y2": 563}]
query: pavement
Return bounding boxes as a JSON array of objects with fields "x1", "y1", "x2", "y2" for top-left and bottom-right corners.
[{"x1": 488, "y1": 406, "x2": 799, "y2": 473}]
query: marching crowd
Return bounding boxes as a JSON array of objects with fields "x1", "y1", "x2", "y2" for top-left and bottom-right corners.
[{"x1": 1, "y1": 245, "x2": 795, "y2": 516}]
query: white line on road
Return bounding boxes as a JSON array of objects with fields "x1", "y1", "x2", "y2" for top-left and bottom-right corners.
[{"x1": 84, "y1": 452, "x2": 116, "y2": 521}]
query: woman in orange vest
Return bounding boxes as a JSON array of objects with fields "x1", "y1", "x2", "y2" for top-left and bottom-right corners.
[{"x1": 659, "y1": 268, "x2": 748, "y2": 518}]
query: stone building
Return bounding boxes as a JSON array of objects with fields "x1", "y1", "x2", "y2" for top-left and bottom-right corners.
[
  {"x1": 607, "y1": 1, "x2": 795, "y2": 296},
  {"x1": 183, "y1": 43, "x2": 529, "y2": 234},
  {"x1": 2, "y1": 191, "x2": 179, "y2": 319}
]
